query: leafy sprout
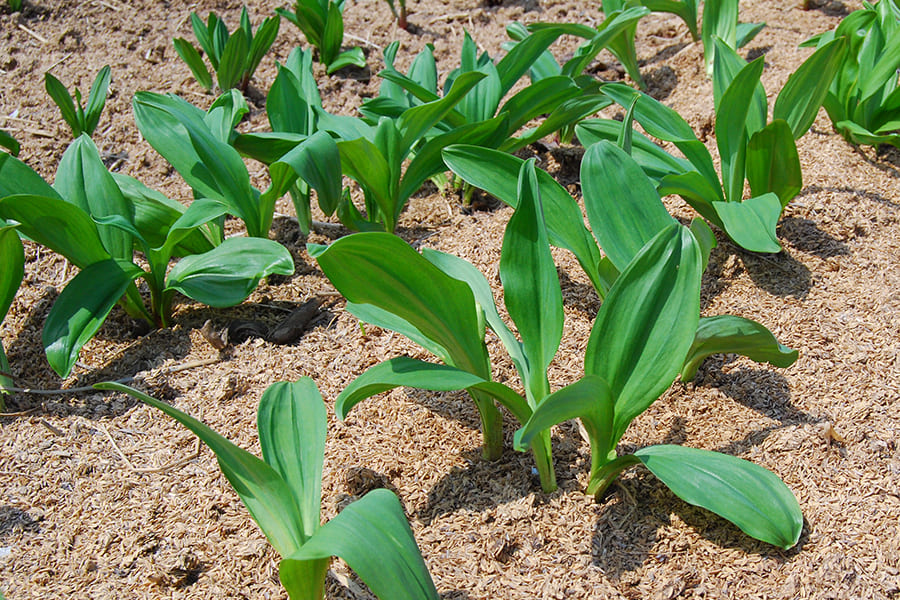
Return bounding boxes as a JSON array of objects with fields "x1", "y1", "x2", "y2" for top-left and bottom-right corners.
[{"x1": 44, "y1": 65, "x2": 111, "y2": 138}]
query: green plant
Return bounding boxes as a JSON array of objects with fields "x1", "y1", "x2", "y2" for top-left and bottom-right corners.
[
  {"x1": 364, "y1": 34, "x2": 611, "y2": 157},
  {"x1": 134, "y1": 90, "x2": 339, "y2": 239},
  {"x1": 383, "y1": 0, "x2": 407, "y2": 30},
  {"x1": 701, "y1": 0, "x2": 765, "y2": 76},
  {"x1": 276, "y1": 0, "x2": 365, "y2": 74},
  {"x1": 575, "y1": 35, "x2": 847, "y2": 253},
  {"x1": 0, "y1": 135, "x2": 293, "y2": 377},
  {"x1": 442, "y1": 143, "x2": 797, "y2": 379},
  {"x1": 7, "y1": 0, "x2": 22, "y2": 12},
  {"x1": 309, "y1": 160, "x2": 570, "y2": 492},
  {"x1": 640, "y1": 0, "x2": 699, "y2": 40},
  {"x1": 96, "y1": 378, "x2": 439, "y2": 600},
  {"x1": 801, "y1": 0, "x2": 900, "y2": 148},
  {"x1": 173, "y1": 7, "x2": 280, "y2": 92},
  {"x1": 44, "y1": 65, "x2": 111, "y2": 138},
  {"x1": 513, "y1": 222, "x2": 803, "y2": 549}
]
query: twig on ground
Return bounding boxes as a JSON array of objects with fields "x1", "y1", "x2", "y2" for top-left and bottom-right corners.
[
  {"x1": 344, "y1": 32, "x2": 380, "y2": 49},
  {"x1": 39, "y1": 419, "x2": 64, "y2": 436},
  {"x1": 102, "y1": 424, "x2": 203, "y2": 474},
  {"x1": 18, "y1": 25, "x2": 48, "y2": 44}
]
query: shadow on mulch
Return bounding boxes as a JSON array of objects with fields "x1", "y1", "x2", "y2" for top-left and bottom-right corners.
[
  {"x1": 0, "y1": 506, "x2": 41, "y2": 538},
  {"x1": 779, "y1": 216, "x2": 850, "y2": 259},
  {"x1": 739, "y1": 247, "x2": 813, "y2": 299}
]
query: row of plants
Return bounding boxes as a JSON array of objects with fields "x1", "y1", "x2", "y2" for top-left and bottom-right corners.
[{"x1": 2, "y1": 0, "x2": 899, "y2": 597}]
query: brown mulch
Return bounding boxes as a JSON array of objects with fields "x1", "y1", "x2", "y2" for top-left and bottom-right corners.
[{"x1": 2, "y1": 0, "x2": 899, "y2": 598}]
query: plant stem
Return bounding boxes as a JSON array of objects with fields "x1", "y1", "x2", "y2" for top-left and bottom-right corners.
[
  {"x1": 471, "y1": 389, "x2": 503, "y2": 461},
  {"x1": 585, "y1": 454, "x2": 641, "y2": 500},
  {"x1": 531, "y1": 429, "x2": 557, "y2": 493}
]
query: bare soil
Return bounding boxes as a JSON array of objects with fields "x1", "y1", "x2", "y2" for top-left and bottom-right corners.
[{"x1": 1, "y1": 0, "x2": 899, "y2": 598}]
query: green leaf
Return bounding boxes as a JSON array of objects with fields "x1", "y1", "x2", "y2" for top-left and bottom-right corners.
[
  {"x1": 735, "y1": 22, "x2": 765, "y2": 48},
  {"x1": 773, "y1": 37, "x2": 848, "y2": 139},
  {"x1": 576, "y1": 119, "x2": 690, "y2": 182},
  {"x1": 326, "y1": 47, "x2": 366, "y2": 74},
  {"x1": 495, "y1": 27, "x2": 564, "y2": 94},
  {"x1": 398, "y1": 71, "x2": 487, "y2": 154},
  {"x1": 712, "y1": 193, "x2": 782, "y2": 253},
  {"x1": 336, "y1": 356, "x2": 491, "y2": 419},
  {"x1": 44, "y1": 259, "x2": 143, "y2": 377},
  {"x1": 746, "y1": 120, "x2": 802, "y2": 208},
  {"x1": 499, "y1": 76, "x2": 581, "y2": 132},
  {"x1": 503, "y1": 92, "x2": 612, "y2": 153},
  {"x1": 165, "y1": 237, "x2": 294, "y2": 307},
  {"x1": 205, "y1": 90, "x2": 249, "y2": 144},
  {"x1": 680, "y1": 315, "x2": 799, "y2": 381},
  {"x1": 0, "y1": 223, "x2": 23, "y2": 392},
  {"x1": 337, "y1": 136, "x2": 393, "y2": 224},
  {"x1": 657, "y1": 171, "x2": 724, "y2": 227},
  {"x1": 191, "y1": 12, "x2": 215, "y2": 66},
  {"x1": 95, "y1": 381, "x2": 308, "y2": 557},
  {"x1": 216, "y1": 27, "x2": 249, "y2": 90},
  {"x1": 0, "y1": 194, "x2": 109, "y2": 269},
  {"x1": 310, "y1": 233, "x2": 489, "y2": 377},
  {"x1": 234, "y1": 132, "x2": 307, "y2": 165},
  {"x1": 174, "y1": 38, "x2": 214, "y2": 91},
  {"x1": 711, "y1": 38, "x2": 766, "y2": 134},
  {"x1": 702, "y1": 0, "x2": 738, "y2": 75},
  {"x1": 0, "y1": 129, "x2": 19, "y2": 157},
  {"x1": 258, "y1": 379, "x2": 325, "y2": 542},
  {"x1": 442, "y1": 145, "x2": 604, "y2": 293},
  {"x1": 0, "y1": 152, "x2": 60, "y2": 199},
  {"x1": 320, "y1": 0, "x2": 345, "y2": 66},
  {"x1": 581, "y1": 141, "x2": 676, "y2": 272},
  {"x1": 715, "y1": 56, "x2": 765, "y2": 203},
  {"x1": 83, "y1": 65, "x2": 111, "y2": 136},
  {"x1": 585, "y1": 225, "x2": 702, "y2": 444},
  {"x1": 54, "y1": 135, "x2": 134, "y2": 261},
  {"x1": 247, "y1": 15, "x2": 281, "y2": 78},
  {"x1": 44, "y1": 71, "x2": 81, "y2": 136},
  {"x1": 635, "y1": 445, "x2": 803, "y2": 548},
  {"x1": 500, "y1": 160, "x2": 563, "y2": 401},
  {"x1": 283, "y1": 489, "x2": 440, "y2": 600},
  {"x1": 267, "y1": 130, "x2": 342, "y2": 217}
]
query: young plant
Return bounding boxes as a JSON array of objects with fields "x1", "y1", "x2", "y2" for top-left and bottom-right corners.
[
  {"x1": 134, "y1": 90, "x2": 339, "y2": 239},
  {"x1": 44, "y1": 65, "x2": 111, "y2": 138},
  {"x1": 801, "y1": 0, "x2": 900, "y2": 148},
  {"x1": 173, "y1": 8, "x2": 280, "y2": 92},
  {"x1": 0, "y1": 135, "x2": 293, "y2": 377},
  {"x1": 7, "y1": 0, "x2": 23, "y2": 12},
  {"x1": 441, "y1": 142, "x2": 797, "y2": 379},
  {"x1": 521, "y1": 5, "x2": 651, "y2": 89},
  {"x1": 232, "y1": 48, "x2": 344, "y2": 235},
  {"x1": 701, "y1": 0, "x2": 765, "y2": 76},
  {"x1": 383, "y1": 0, "x2": 407, "y2": 30},
  {"x1": 310, "y1": 160, "x2": 574, "y2": 492},
  {"x1": 640, "y1": 0, "x2": 699, "y2": 40},
  {"x1": 276, "y1": 0, "x2": 365, "y2": 74},
  {"x1": 364, "y1": 34, "x2": 612, "y2": 155},
  {"x1": 96, "y1": 378, "x2": 439, "y2": 600},
  {"x1": 575, "y1": 35, "x2": 847, "y2": 253},
  {"x1": 514, "y1": 223, "x2": 803, "y2": 549}
]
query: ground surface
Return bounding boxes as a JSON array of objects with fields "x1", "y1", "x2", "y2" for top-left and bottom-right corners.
[{"x1": 1, "y1": 0, "x2": 899, "y2": 598}]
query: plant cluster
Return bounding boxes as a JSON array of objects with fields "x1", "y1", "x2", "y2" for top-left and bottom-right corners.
[{"x1": 6, "y1": 0, "x2": 892, "y2": 595}]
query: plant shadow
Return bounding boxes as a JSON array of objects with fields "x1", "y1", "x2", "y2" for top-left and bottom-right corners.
[
  {"x1": 778, "y1": 216, "x2": 850, "y2": 259},
  {"x1": 0, "y1": 505, "x2": 41, "y2": 538},
  {"x1": 645, "y1": 65, "x2": 677, "y2": 102},
  {"x1": 737, "y1": 246, "x2": 813, "y2": 299}
]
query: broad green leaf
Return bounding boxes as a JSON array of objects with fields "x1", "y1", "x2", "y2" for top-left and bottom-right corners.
[
  {"x1": 702, "y1": 0, "x2": 738, "y2": 75},
  {"x1": 336, "y1": 356, "x2": 491, "y2": 419},
  {"x1": 133, "y1": 92, "x2": 262, "y2": 236},
  {"x1": 582, "y1": 141, "x2": 676, "y2": 272},
  {"x1": 234, "y1": 132, "x2": 307, "y2": 165},
  {"x1": 458, "y1": 60, "x2": 502, "y2": 124},
  {"x1": 399, "y1": 115, "x2": 509, "y2": 203},
  {"x1": 111, "y1": 172, "x2": 218, "y2": 255},
  {"x1": 83, "y1": 65, "x2": 111, "y2": 135},
  {"x1": 54, "y1": 135, "x2": 133, "y2": 261},
  {"x1": 442, "y1": 145, "x2": 603, "y2": 294},
  {"x1": 95, "y1": 381, "x2": 308, "y2": 556},
  {"x1": 711, "y1": 38, "x2": 767, "y2": 135},
  {"x1": 205, "y1": 90, "x2": 249, "y2": 144},
  {"x1": 859, "y1": 28, "x2": 900, "y2": 103},
  {"x1": 635, "y1": 444, "x2": 803, "y2": 548},
  {"x1": 268, "y1": 48, "x2": 320, "y2": 135},
  {"x1": 325, "y1": 48, "x2": 367, "y2": 74},
  {"x1": 514, "y1": 375, "x2": 614, "y2": 466},
  {"x1": 500, "y1": 160, "x2": 563, "y2": 401},
  {"x1": 0, "y1": 194, "x2": 109, "y2": 268},
  {"x1": 585, "y1": 225, "x2": 702, "y2": 444},
  {"x1": 657, "y1": 171, "x2": 724, "y2": 227},
  {"x1": 165, "y1": 237, "x2": 294, "y2": 307},
  {"x1": 496, "y1": 27, "x2": 564, "y2": 94},
  {"x1": 44, "y1": 259, "x2": 143, "y2": 377},
  {"x1": 773, "y1": 37, "x2": 848, "y2": 139},
  {"x1": 0, "y1": 129, "x2": 19, "y2": 156},
  {"x1": 502, "y1": 93, "x2": 613, "y2": 153},
  {"x1": 174, "y1": 39, "x2": 214, "y2": 91},
  {"x1": 44, "y1": 72, "x2": 81, "y2": 136},
  {"x1": 247, "y1": 16, "x2": 281, "y2": 77},
  {"x1": 735, "y1": 22, "x2": 765, "y2": 48},
  {"x1": 337, "y1": 137, "x2": 393, "y2": 220},
  {"x1": 346, "y1": 302, "x2": 449, "y2": 363},
  {"x1": 191, "y1": 12, "x2": 215, "y2": 67},
  {"x1": 713, "y1": 193, "x2": 782, "y2": 253},
  {"x1": 309, "y1": 233, "x2": 488, "y2": 377},
  {"x1": 836, "y1": 119, "x2": 900, "y2": 147},
  {"x1": 216, "y1": 27, "x2": 249, "y2": 90},
  {"x1": 690, "y1": 218, "x2": 717, "y2": 272},
  {"x1": 422, "y1": 248, "x2": 528, "y2": 381},
  {"x1": 0, "y1": 153, "x2": 60, "y2": 199},
  {"x1": 258, "y1": 379, "x2": 325, "y2": 542},
  {"x1": 576, "y1": 119, "x2": 690, "y2": 182},
  {"x1": 680, "y1": 315, "x2": 799, "y2": 381},
  {"x1": 746, "y1": 120, "x2": 802, "y2": 207},
  {"x1": 157, "y1": 198, "x2": 229, "y2": 260},
  {"x1": 0, "y1": 224, "x2": 23, "y2": 329},
  {"x1": 283, "y1": 489, "x2": 440, "y2": 600},
  {"x1": 267, "y1": 131, "x2": 342, "y2": 216},
  {"x1": 715, "y1": 57, "x2": 765, "y2": 203}
]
